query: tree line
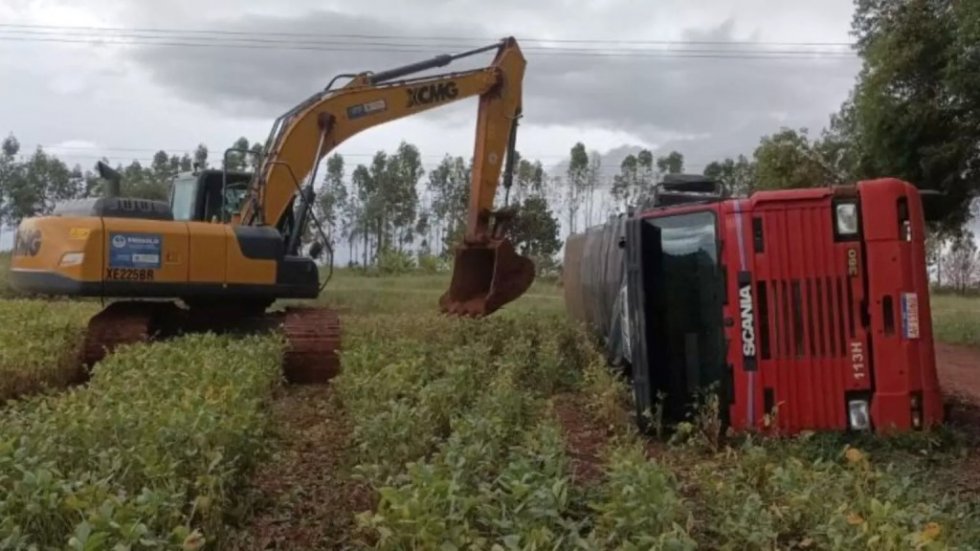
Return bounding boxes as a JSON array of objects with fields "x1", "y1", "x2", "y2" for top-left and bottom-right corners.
[
  {"x1": 0, "y1": 135, "x2": 213, "y2": 224},
  {"x1": 314, "y1": 143, "x2": 562, "y2": 273}
]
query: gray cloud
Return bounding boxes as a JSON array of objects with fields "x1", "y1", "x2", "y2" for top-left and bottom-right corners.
[
  {"x1": 127, "y1": 12, "x2": 494, "y2": 116},
  {"x1": 0, "y1": 0, "x2": 860, "y2": 173},
  {"x1": 126, "y1": 7, "x2": 860, "y2": 163}
]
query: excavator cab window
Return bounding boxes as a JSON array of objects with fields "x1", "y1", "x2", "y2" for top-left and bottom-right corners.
[
  {"x1": 170, "y1": 170, "x2": 252, "y2": 222},
  {"x1": 170, "y1": 175, "x2": 199, "y2": 221}
]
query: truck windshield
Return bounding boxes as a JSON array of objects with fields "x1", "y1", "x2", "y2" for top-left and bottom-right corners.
[
  {"x1": 645, "y1": 211, "x2": 725, "y2": 419},
  {"x1": 170, "y1": 176, "x2": 197, "y2": 221}
]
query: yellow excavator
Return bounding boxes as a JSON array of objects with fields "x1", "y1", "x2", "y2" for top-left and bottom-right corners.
[{"x1": 7, "y1": 37, "x2": 535, "y2": 382}]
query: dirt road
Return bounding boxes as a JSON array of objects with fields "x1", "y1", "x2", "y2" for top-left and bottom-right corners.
[{"x1": 937, "y1": 342, "x2": 980, "y2": 404}]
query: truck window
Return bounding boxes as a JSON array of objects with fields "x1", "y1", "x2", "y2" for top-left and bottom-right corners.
[{"x1": 645, "y1": 210, "x2": 725, "y2": 419}]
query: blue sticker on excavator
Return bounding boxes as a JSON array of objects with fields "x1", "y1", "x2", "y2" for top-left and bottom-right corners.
[{"x1": 109, "y1": 232, "x2": 162, "y2": 269}]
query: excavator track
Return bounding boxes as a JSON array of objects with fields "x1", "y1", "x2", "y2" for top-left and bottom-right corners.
[
  {"x1": 78, "y1": 301, "x2": 342, "y2": 384},
  {"x1": 82, "y1": 301, "x2": 163, "y2": 368},
  {"x1": 280, "y1": 307, "x2": 342, "y2": 383}
]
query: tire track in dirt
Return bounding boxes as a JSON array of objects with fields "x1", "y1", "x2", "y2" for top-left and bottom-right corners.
[
  {"x1": 937, "y1": 343, "x2": 980, "y2": 405},
  {"x1": 224, "y1": 386, "x2": 374, "y2": 550},
  {"x1": 934, "y1": 343, "x2": 980, "y2": 499},
  {"x1": 552, "y1": 393, "x2": 615, "y2": 485}
]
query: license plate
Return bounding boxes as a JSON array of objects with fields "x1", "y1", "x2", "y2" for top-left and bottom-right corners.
[{"x1": 901, "y1": 292, "x2": 920, "y2": 339}]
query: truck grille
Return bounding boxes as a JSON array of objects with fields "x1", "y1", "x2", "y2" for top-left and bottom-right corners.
[
  {"x1": 760, "y1": 276, "x2": 852, "y2": 360},
  {"x1": 747, "y1": 204, "x2": 865, "y2": 430}
]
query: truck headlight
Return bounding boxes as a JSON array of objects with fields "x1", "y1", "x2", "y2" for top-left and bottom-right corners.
[
  {"x1": 835, "y1": 203, "x2": 859, "y2": 236},
  {"x1": 910, "y1": 392, "x2": 923, "y2": 430},
  {"x1": 848, "y1": 399, "x2": 871, "y2": 431}
]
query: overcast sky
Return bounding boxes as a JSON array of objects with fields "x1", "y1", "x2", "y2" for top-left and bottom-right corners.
[
  {"x1": 0, "y1": 0, "x2": 861, "y2": 166},
  {"x1": 0, "y1": 0, "x2": 865, "y2": 247}
]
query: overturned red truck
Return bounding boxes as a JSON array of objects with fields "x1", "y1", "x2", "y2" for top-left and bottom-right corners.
[{"x1": 563, "y1": 175, "x2": 943, "y2": 434}]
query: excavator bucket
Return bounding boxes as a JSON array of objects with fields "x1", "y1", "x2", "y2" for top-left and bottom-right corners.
[{"x1": 440, "y1": 238, "x2": 535, "y2": 316}]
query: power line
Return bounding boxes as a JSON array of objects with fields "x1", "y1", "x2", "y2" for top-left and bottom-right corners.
[
  {"x1": 0, "y1": 22, "x2": 857, "y2": 48},
  {"x1": 0, "y1": 27, "x2": 855, "y2": 53},
  {"x1": 42, "y1": 145, "x2": 190, "y2": 153},
  {"x1": 0, "y1": 35, "x2": 855, "y2": 60},
  {"x1": 29, "y1": 154, "x2": 160, "y2": 164},
  {"x1": 0, "y1": 23, "x2": 857, "y2": 60},
  {"x1": 0, "y1": 29, "x2": 855, "y2": 57}
]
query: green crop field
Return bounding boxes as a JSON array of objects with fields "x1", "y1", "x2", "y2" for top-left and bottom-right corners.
[
  {"x1": 0, "y1": 299, "x2": 98, "y2": 402},
  {"x1": 313, "y1": 310, "x2": 980, "y2": 549},
  {"x1": 0, "y1": 333, "x2": 283, "y2": 548},
  {"x1": 0, "y1": 266, "x2": 978, "y2": 548}
]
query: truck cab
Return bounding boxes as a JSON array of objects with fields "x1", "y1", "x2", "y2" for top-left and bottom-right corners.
[{"x1": 564, "y1": 176, "x2": 943, "y2": 434}]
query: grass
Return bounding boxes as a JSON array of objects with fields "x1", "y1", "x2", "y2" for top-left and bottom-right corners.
[
  {"x1": 318, "y1": 267, "x2": 565, "y2": 316},
  {"x1": 683, "y1": 437, "x2": 980, "y2": 548},
  {"x1": 931, "y1": 293, "x2": 980, "y2": 347},
  {"x1": 0, "y1": 252, "x2": 10, "y2": 297},
  {"x1": 336, "y1": 311, "x2": 593, "y2": 549},
  {"x1": 0, "y1": 299, "x2": 98, "y2": 401}
]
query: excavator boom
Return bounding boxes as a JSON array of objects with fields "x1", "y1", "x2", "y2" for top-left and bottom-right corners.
[
  {"x1": 240, "y1": 37, "x2": 534, "y2": 315},
  {"x1": 241, "y1": 68, "x2": 499, "y2": 229}
]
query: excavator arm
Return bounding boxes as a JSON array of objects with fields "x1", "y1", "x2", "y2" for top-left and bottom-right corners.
[{"x1": 239, "y1": 37, "x2": 534, "y2": 315}]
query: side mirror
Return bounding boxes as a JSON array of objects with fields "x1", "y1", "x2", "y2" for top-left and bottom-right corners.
[
  {"x1": 96, "y1": 160, "x2": 122, "y2": 198},
  {"x1": 309, "y1": 240, "x2": 324, "y2": 259}
]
